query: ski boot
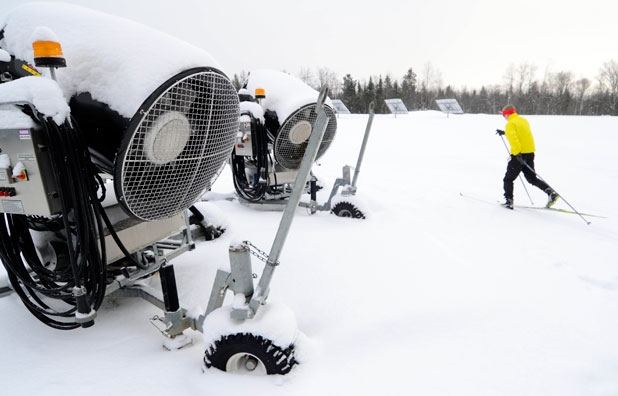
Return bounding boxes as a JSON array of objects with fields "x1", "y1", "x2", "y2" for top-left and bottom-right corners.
[
  {"x1": 502, "y1": 197, "x2": 514, "y2": 210},
  {"x1": 545, "y1": 188, "x2": 559, "y2": 208}
]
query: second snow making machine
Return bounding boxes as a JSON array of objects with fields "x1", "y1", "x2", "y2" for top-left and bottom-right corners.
[{"x1": 230, "y1": 69, "x2": 374, "y2": 219}]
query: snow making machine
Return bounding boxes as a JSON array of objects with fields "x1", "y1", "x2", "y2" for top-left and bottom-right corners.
[
  {"x1": 0, "y1": 2, "x2": 332, "y2": 375},
  {"x1": 230, "y1": 69, "x2": 374, "y2": 219}
]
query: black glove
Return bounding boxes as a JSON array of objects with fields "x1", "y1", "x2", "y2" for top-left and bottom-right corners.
[{"x1": 496, "y1": 129, "x2": 505, "y2": 136}]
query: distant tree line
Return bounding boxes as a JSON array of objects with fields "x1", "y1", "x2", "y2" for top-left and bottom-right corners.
[{"x1": 232, "y1": 60, "x2": 618, "y2": 115}]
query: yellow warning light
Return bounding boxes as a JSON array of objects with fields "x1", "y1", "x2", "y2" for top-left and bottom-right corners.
[
  {"x1": 32, "y1": 40, "x2": 64, "y2": 58},
  {"x1": 255, "y1": 88, "x2": 266, "y2": 99},
  {"x1": 32, "y1": 40, "x2": 67, "y2": 69}
]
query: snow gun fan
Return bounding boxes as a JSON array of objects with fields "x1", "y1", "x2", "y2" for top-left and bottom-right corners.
[
  {"x1": 231, "y1": 69, "x2": 337, "y2": 204},
  {"x1": 72, "y1": 67, "x2": 239, "y2": 221},
  {"x1": 271, "y1": 103, "x2": 337, "y2": 170}
]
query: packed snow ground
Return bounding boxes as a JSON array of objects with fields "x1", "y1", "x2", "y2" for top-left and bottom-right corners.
[{"x1": 1, "y1": 111, "x2": 618, "y2": 395}]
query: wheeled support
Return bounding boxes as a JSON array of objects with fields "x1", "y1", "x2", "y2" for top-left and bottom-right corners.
[
  {"x1": 299, "y1": 101, "x2": 374, "y2": 215},
  {"x1": 201, "y1": 242, "x2": 256, "y2": 324}
]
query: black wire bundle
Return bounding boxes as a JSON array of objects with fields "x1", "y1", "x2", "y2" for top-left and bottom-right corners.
[
  {"x1": 0, "y1": 108, "x2": 107, "y2": 330},
  {"x1": 231, "y1": 113, "x2": 271, "y2": 202}
]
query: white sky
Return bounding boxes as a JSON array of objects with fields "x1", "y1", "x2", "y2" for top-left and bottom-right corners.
[{"x1": 2, "y1": 0, "x2": 616, "y2": 89}]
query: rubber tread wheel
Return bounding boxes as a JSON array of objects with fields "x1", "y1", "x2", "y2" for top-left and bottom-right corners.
[
  {"x1": 204, "y1": 333, "x2": 297, "y2": 375},
  {"x1": 331, "y1": 201, "x2": 365, "y2": 219}
]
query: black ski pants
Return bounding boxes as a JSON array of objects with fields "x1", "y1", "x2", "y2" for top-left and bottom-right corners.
[{"x1": 503, "y1": 152, "x2": 550, "y2": 200}]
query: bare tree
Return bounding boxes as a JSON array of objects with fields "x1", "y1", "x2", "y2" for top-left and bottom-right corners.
[
  {"x1": 502, "y1": 63, "x2": 516, "y2": 100},
  {"x1": 552, "y1": 71, "x2": 573, "y2": 96},
  {"x1": 515, "y1": 62, "x2": 537, "y2": 95},
  {"x1": 503, "y1": 62, "x2": 537, "y2": 111},
  {"x1": 420, "y1": 61, "x2": 442, "y2": 108},
  {"x1": 550, "y1": 71, "x2": 573, "y2": 114},
  {"x1": 574, "y1": 78, "x2": 591, "y2": 115},
  {"x1": 421, "y1": 61, "x2": 443, "y2": 91},
  {"x1": 598, "y1": 59, "x2": 618, "y2": 114},
  {"x1": 297, "y1": 67, "x2": 317, "y2": 89},
  {"x1": 231, "y1": 70, "x2": 248, "y2": 91},
  {"x1": 316, "y1": 67, "x2": 340, "y2": 97}
]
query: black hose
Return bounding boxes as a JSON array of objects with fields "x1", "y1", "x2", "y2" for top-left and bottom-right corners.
[
  {"x1": 232, "y1": 113, "x2": 270, "y2": 202},
  {"x1": 0, "y1": 109, "x2": 107, "y2": 329}
]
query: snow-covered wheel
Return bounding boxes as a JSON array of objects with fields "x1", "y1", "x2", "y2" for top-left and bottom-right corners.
[
  {"x1": 204, "y1": 333, "x2": 297, "y2": 375},
  {"x1": 331, "y1": 201, "x2": 365, "y2": 219}
]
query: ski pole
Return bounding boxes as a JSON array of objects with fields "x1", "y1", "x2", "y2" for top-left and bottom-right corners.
[
  {"x1": 518, "y1": 161, "x2": 591, "y2": 225},
  {"x1": 498, "y1": 134, "x2": 534, "y2": 205}
]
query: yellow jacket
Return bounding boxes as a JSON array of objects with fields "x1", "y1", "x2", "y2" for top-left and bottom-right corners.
[{"x1": 505, "y1": 113, "x2": 535, "y2": 155}]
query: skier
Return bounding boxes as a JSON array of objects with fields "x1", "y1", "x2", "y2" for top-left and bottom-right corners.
[{"x1": 496, "y1": 105, "x2": 559, "y2": 210}]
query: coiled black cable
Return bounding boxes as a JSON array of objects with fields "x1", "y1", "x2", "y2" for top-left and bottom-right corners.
[
  {"x1": 0, "y1": 107, "x2": 107, "y2": 330},
  {"x1": 231, "y1": 113, "x2": 270, "y2": 202}
]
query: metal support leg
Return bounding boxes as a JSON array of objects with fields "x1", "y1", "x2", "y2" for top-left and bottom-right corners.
[
  {"x1": 351, "y1": 101, "x2": 375, "y2": 189},
  {"x1": 248, "y1": 87, "x2": 331, "y2": 316},
  {"x1": 160, "y1": 263, "x2": 180, "y2": 313}
]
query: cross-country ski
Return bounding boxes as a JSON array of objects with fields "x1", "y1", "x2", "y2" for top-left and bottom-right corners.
[{"x1": 459, "y1": 192, "x2": 603, "y2": 220}]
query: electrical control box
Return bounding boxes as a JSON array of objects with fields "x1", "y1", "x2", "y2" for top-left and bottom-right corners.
[
  {"x1": 0, "y1": 127, "x2": 61, "y2": 216},
  {"x1": 234, "y1": 116, "x2": 253, "y2": 157}
]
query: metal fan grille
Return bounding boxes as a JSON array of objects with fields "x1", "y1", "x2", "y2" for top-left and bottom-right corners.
[
  {"x1": 273, "y1": 104, "x2": 337, "y2": 169},
  {"x1": 118, "y1": 70, "x2": 239, "y2": 221}
]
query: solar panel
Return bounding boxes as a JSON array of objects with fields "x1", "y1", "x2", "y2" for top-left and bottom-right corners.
[
  {"x1": 384, "y1": 98, "x2": 408, "y2": 116},
  {"x1": 330, "y1": 99, "x2": 351, "y2": 114},
  {"x1": 435, "y1": 99, "x2": 464, "y2": 116}
]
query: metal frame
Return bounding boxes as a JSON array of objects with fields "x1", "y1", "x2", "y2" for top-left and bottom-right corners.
[
  {"x1": 1, "y1": 87, "x2": 365, "y2": 347},
  {"x1": 300, "y1": 101, "x2": 375, "y2": 213},
  {"x1": 108, "y1": 87, "x2": 333, "y2": 341}
]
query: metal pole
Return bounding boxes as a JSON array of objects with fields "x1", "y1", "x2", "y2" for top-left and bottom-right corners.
[
  {"x1": 351, "y1": 101, "x2": 375, "y2": 188},
  {"x1": 249, "y1": 87, "x2": 331, "y2": 313},
  {"x1": 518, "y1": 161, "x2": 591, "y2": 225},
  {"x1": 499, "y1": 134, "x2": 534, "y2": 205}
]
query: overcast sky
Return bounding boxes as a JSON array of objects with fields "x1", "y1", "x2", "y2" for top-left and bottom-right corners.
[{"x1": 2, "y1": 0, "x2": 616, "y2": 89}]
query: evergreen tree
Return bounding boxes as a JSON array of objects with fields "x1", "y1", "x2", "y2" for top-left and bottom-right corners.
[
  {"x1": 257, "y1": 61, "x2": 618, "y2": 115},
  {"x1": 340, "y1": 74, "x2": 359, "y2": 113},
  {"x1": 361, "y1": 77, "x2": 376, "y2": 113},
  {"x1": 401, "y1": 68, "x2": 417, "y2": 110},
  {"x1": 375, "y1": 75, "x2": 385, "y2": 113},
  {"x1": 384, "y1": 75, "x2": 394, "y2": 98}
]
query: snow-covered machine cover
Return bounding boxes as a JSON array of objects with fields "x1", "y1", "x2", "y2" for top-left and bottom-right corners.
[
  {"x1": 0, "y1": 2, "x2": 240, "y2": 221},
  {"x1": 242, "y1": 69, "x2": 337, "y2": 170},
  {"x1": 0, "y1": 2, "x2": 222, "y2": 118}
]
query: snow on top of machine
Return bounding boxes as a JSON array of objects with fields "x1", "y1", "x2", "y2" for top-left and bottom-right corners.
[
  {"x1": 0, "y1": 2, "x2": 222, "y2": 119},
  {"x1": 29, "y1": 25, "x2": 59, "y2": 42},
  {"x1": 243, "y1": 69, "x2": 332, "y2": 124},
  {"x1": 0, "y1": 49, "x2": 10, "y2": 62},
  {"x1": 239, "y1": 100, "x2": 265, "y2": 123},
  {"x1": 0, "y1": 107, "x2": 35, "y2": 129},
  {"x1": 0, "y1": 77, "x2": 70, "y2": 124}
]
